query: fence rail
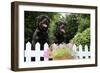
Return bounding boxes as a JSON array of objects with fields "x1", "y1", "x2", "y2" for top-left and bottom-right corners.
[
  {"x1": 72, "y1": 44, "x2": 91, "y2": 59},
  {"x1": 24, "y1": 42, "x2": 91, "y2": 62}
]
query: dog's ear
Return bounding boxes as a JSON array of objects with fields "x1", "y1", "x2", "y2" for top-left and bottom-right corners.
[
  {"x1": 45, "y1": 15, "x2": 50, "y2": 23},
  {"x1": 55, "y1": 22, "x2": 59, "y2": 31},
  {"x1": 54, "y1": 22, "x2": 60, "y2": 36},
  {"x1": 35, "y1": 15, "x2": 41, "y2": 27}
]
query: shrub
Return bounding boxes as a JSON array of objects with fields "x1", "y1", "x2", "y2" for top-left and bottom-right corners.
[{"x1": 70, "y1": 28, "x2": 90, "y2": 46}]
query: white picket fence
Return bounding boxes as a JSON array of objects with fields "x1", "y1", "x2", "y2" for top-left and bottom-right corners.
[
  {"x1": 24, "y1": 42, "x2": 91, "y2": 62},
  {"x1": 24, "y1": 42, "x2": 50, "y2": 62},
  {"x1": 72, "y1": 44, "x2": 91, "y2": 59}
]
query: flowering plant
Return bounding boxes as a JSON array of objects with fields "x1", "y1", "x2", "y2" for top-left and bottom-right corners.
[{"x1": 50, "y1": 43, "x2": 74, "y2": 60}]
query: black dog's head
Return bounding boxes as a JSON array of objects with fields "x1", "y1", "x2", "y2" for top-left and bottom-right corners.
[
  {"x1": 36, "y1": 15, "x2": 50, "y2": 32},
  {"x1": 55, "y1": 21, "x2": 66, "y2": 36},
  {"x1": 53, "y1": 21, "x2": 66, "y2": 44}
]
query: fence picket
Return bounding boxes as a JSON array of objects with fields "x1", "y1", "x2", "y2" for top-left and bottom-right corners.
[
  {"x1": 78, "y1": 45, "x2": 83, "y2": 59},
  {"x1": 72, "y1": 44, "x2": 78, "y2": 59},
  {"x1": 43, "y1": 43, "x2": 49, "y2": 61},
  {"x1": 25, "y1": 42, "x2": 32, "y2": 62},
  {"x1": 84, "y1": 45, "x2": 91, "y2": 59},
  {"x1": 25, "y1": 42, "x2": 91, "y2": 62},
  {"x1": 44, "y1": 43, "x2": 49, "y2": 51}
]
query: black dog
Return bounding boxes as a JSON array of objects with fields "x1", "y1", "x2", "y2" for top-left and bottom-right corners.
[
  {"x1": 53, "y1": 21, "x2": 66, "y2": 44},
  {"x1": 32, "y1": 15, "x2": 50, "y2": 50}
]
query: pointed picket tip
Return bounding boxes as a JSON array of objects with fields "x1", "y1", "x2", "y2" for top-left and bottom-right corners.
[
  {"x1": 85, "y1": 45, "x2": 88, "y2": 51},
  {"x1": 72, "y1": 44, "x2": 77, "y2": 51},
  {"x1": 44, "y1": 42, "x2": 49, "y2": 50},
  {"x1": 35, "y1": 42, "x2": 40, "y2": 45},
  {"x1": 35, "y1": 42, "x2": 40, "y2": 47},
  {"x1": 26, "y1": 41, "x2": 31, "y2": 46},
  {"x1": 79, "y1": 44, "x2": 82, "y2": 48},
  {"x1": 51, "y1": 43, "x2": 58, "y2": 49},
  {"x1": 35, "y1": 42, "x2": 40, "y2": 50},
  {"x1": 44, "y1": 42, "x2": 48, "y2": 46},
  {"x1": 78, "y1": 44, "x2": 82, "y2": 51},
  {"x1": 26, "y1": 41, "x2": 31, "y2": 50},
  {"x1": 59, "y1": 44, "x2": 64, "y2": 49}
]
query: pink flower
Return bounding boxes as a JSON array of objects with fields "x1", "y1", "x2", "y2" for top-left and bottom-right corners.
[{"x1": 43, "y1": 49, "x2": 49, "y2": 58}]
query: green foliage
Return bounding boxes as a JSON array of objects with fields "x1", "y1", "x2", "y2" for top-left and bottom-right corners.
[
  {"x1": 24, "y1": 11, "x2": 90, "y2": 46},
  {"x1": 77, "y1": 14, "x2": 90, "y2": 32},
  {"x1": 65, "y1": 14, "x2": 79, "y2": 43},
  {"x1": 71, "y1": 28, "x2": 90, "y2": 46},
  {"x1": 48, "y1": 14, "x2": 61, "y2": 44},
  {"x1": 52, "y1": 47, "x2": 72, "y2": 58}
]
